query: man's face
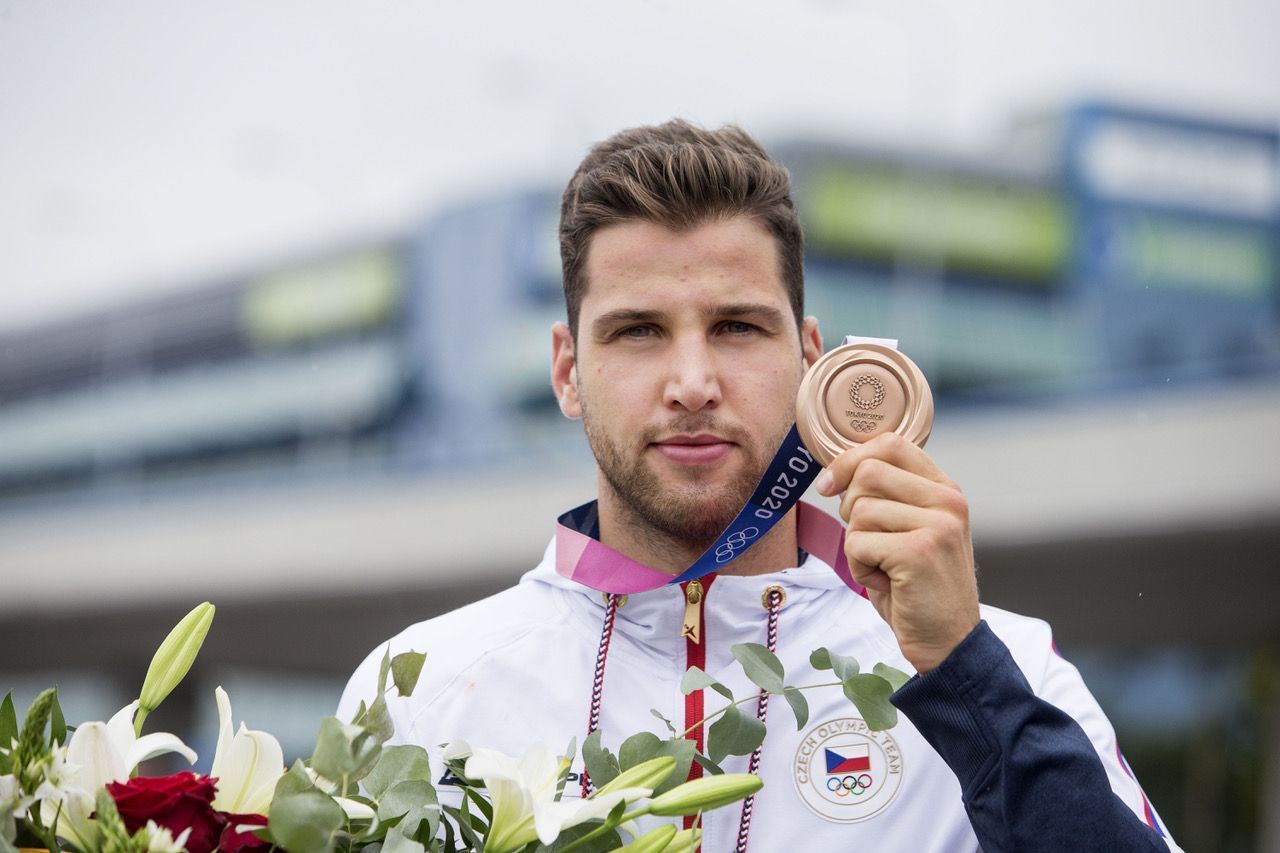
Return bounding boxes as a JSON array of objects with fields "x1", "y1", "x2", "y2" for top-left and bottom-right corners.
[{"x1": 551, "y1": 216, "x2": 822, "y2": 545}]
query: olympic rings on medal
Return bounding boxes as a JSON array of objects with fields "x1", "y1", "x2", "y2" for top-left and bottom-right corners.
[
  {"x1": 714, "y1": 526, "x2": 760, "y2": 563},
  {"x1": 825, "y1": 773, "x2": 874, "y2": 797}
]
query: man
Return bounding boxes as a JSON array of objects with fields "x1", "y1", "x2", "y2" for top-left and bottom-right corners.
[{"x1": 340, "y1": 120, "x2": 1181, "y2": 851}]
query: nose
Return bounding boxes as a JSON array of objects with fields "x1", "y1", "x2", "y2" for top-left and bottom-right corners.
[{"x1": 662, "y1": 336, "x2": 722, "y2": 412}]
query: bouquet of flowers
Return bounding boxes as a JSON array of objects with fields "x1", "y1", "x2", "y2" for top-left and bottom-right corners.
[{"x1": 1, "y1": 603, "x2": 905, "y2": 853}]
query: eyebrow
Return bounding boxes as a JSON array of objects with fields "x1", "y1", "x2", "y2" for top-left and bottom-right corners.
[{"x1": 590, "y1": 303, "x2": 788, "y2": 338}]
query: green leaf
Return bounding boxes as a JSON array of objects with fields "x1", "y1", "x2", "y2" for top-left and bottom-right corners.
[
  {"x1": 810, "y1": 647, "x2": 860, "y2": 680},
  {"x1": 270, "y1": 786, "x2": 345, "y2": 853},
  {"x1": 364, "y1": 744, "x2": 433, "y2": 799},
  {"x1": 730, "y1": 643, "x2": 785, "y2": 694},
  {"x1": 705, "y1": 706, "x2": 765, "y2": 764},
  {"x1": 842, "y1": 674, "x2": 898, "y2": 731},
  {"x1": 781, "y1": 687, "x2": 810, "y2": 730},
  {"x1": 365, "y1": 694, "x2": 396, "y2": 747},
  {"x1": 441, "y1": 804, "x2": 484, "y2": 850},
  {"x1": 377, "y1": 647, "x2": 393, "y2": 696},
  {"x1": 581, "y1": 730, "x2": 620, "y2": 789},
  {"x1": 679, "y1": 666, "x2": 732, "y2": 700},
  {"x1": 617, "y1": 732, "x2": 660, "y2": 769},
  {"x1": 378, "y1": 780, "x2": 441, "y2": 841},
  {"x1": 309, "y1": 716, "x2": 382, "y2": 786},
  {"x1": 691, "y1": 752, "x2": 724, "y2": 776},
  {"x1": 538, "y1": 821, "x2": 622, "y2": 852},
  {"x1": 650, "y1": 708, "x2": 676, "y2": 736},
  {"x1": 0, "y1": 693, "x2": 16, "y2": 771},
  {"x1": 391, "y1": 652, "x2": 426, "y2": 697},
  {"x1": 873, "y1": 662, "x2": 912, "y2": 693},
  {"x1": 382, "y1": 829, "x2": 426, "y2": 853},
  {"x1": 617, "y1": 735, "x2": 692, "y2": 795},
  {"x1": 49, "y1": 690, "x2": 66, "y2": 747},
  {"x1": 650, "y1": 738, "x2": 695, "y2": 795}
]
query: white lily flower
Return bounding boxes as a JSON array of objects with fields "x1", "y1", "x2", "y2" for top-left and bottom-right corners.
[
  {"x1": 441, "y1": 740, "x2": 472, "y2": 762},
  {"x1": 43, "y1": 701, "x2": 196, "y2": 851},
  {"x1": 210, "y1": 687, "x2": 285, "y2": 816},
  {"x1": 141, "y1": 819, "x2": 192, "y2": 853},
  {"x1": 465, "y1": 744, "x2": 651, "y2": 853}
]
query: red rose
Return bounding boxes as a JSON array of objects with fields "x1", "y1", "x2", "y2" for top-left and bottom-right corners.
[
  {"x1": 107, "y1": 772, "x2": 224, "y2": 853},
  {"x1": 218, "y1": 812, "x2": 271, "y2": 853}
]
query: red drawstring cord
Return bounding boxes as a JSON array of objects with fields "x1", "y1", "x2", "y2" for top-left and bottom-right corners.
[
  {"x1": 580, "y1": 592, "x2": 621, "y2": 798},
  {"x1": 735, "y1": 585, "x2": 784, "y2": 853},
  {"x1": 580, "y1": 584, "x2": 786, "y2": 853}
]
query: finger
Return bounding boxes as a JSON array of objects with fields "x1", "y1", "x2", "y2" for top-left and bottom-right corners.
[
  {"x1": 838, "y1": 459, "x2": 965, "y2": 519},
  {"x1": 816, "y1": 432, "x2": 954, "y2": 496},
  {"x1": 844, "y1": 529, "x2": 899, "y2": 584},
  {"x1": 842, "y1": 495, "x2": 941, "y2": 533}
]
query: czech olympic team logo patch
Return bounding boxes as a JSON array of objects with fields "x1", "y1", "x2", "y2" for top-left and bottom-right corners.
[{"x1": 793, "y1": 717, "x2": 903, "y2": 822}]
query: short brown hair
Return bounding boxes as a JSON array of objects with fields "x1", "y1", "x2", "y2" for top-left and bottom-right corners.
[{"x1": 559, "y1": 119, "x2": 805, "y2": 337}]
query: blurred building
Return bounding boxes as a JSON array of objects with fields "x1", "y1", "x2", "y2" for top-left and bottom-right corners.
[{"x1": 1, "y1": 101, "x2": 1278, "y2": 851}]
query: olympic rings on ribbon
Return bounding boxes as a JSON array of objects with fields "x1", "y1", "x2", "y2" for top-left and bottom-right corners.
[
  {"x1": 825, "y1": 773, "x2": 874, "y2": 797},
  {"x1": 714, "y1": 526, "x2": 760, "y2": 563}
]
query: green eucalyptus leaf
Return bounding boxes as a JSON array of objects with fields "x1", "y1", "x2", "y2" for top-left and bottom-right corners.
[
  {"x1": 650, "y1": 708, "x2": 676, "y2": 736},
  {"x1": 781, "y1": 687, "x2": 810, "y2": 730},
  {"x1": 651, "y1": 738, "x2": 696, "y2": 795},
  {"x1": 391, "y1": 652, "x2": 426, "y2": 698},
  {"x1": 730, "y1": 643, "x2": 785, "y2": 694},
  {"x1": 616, "y1": 735, "x2": 693, "y2": 795},
  {"x1": 310, "y1": 716, "x2": 382, "y2": 785},
  {"x1": 378, "y1": 779, "x2": 441, "y2": 840},
  {"x1": 691, "y1": 752, "x2": 724, "y2": 776},
  {"x1": 706, "y1": 706, "x2": 765, "y2": 764},
  {"x1": 364, "y1": 745, "x2": 433, "y2": 799},
  {"x1": 873, "y1": 662, "x2": 912, "y2": 693},
  {"x1": 810, "y1": 647, "x2": 860, "y2": 680},
  {"x1": 377, "y1": 648, "x2": 393, "y2": 696},
  {"x1": 842, "y1": 674, "x2": 898, "y2": 731},
  {"x1": 365, "y1": 694, "x2": 396, "y2": 747},
  {"x1": 581, "y1": 730, "x2": 620, "y2": 789},
  {"x1": 270, "y1": 786, "x2": 344, "y2": 853},
  {"x1": 618, "y1": 732, "x2": 661, "y2": 769},
  {"x1": 679, "y1": 667, "x2": 732, "y2": 700},
  {"x1": 382, "y1": 829, "x2": 426, "y2": 853}
]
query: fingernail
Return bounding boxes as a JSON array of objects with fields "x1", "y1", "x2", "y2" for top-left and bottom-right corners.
[{"x1": 814, "y1": 470, "x2": 833, "y2": 495}]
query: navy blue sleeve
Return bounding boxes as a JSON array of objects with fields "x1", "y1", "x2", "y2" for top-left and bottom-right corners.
[{"x1": 890, "y1": 621, "x2": 1169, "y2": 853}]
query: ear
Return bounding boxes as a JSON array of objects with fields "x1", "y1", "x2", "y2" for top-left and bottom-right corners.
[
  {"x1": 550, "y1": 322, "x2": 583, "y2": 419},
  {"x1": 801, "y1": 315, "x2": 823, "y2": 369}
]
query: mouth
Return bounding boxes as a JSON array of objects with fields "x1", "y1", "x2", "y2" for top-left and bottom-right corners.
[{"x1": 651, "y1": 433, "x2": 737, "y2": 465}]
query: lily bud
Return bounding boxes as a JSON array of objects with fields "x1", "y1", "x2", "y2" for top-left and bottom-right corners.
[
  {"x1": 624, "y1": 824, "x2": 677, "y2": 852},
  {"x1": 663, "y1": 827, "x2": 702, "y2": 853},
  {"x1": 647, "y1": 774, "x2": 763, "y2": 817},
  {"x1": 594, "y1": 756, "x2": 677, "y2": 798},
  {"x1": 138, "y1": 602, "x2": 215, "y2": 719}
]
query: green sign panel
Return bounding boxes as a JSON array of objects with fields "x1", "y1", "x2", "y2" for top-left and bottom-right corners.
[{"x1": 801, "y1": 162, "x2": 1069, "y2": 283}]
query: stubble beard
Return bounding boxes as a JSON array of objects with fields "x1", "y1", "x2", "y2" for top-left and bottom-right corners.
[{"x1": 582, "y1": 403, "x2": 792, "y2": 551}]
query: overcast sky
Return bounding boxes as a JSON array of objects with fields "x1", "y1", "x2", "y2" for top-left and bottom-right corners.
[{"x1": 1, "y1": 0, "x2": 1277, "y2": 332}]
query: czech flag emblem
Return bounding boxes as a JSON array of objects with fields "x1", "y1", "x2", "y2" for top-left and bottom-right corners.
[{"x1": 825, "y1": 744, "x2": 871, "y2": 774}]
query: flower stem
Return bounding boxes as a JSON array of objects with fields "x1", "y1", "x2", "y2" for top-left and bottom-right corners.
[
  {"x1": 555, "y1": 806, "x2": 652, "y2": 853},
  {"x1": 679, "y1": 680, "x2": 844, "y2": 738}
]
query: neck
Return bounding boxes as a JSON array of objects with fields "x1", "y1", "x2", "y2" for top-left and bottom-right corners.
[{"x1": 595, "y1": 479, "x2": 801, "y2": 578}]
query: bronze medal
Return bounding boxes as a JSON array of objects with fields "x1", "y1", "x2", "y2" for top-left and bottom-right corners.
[{"x1": 795, "y1": 342, "x2": 934, "y2": 467}]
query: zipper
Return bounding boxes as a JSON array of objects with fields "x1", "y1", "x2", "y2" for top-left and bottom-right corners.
[{"x1": 680, "y1": 574, "x2": 716, "y2": 838}]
